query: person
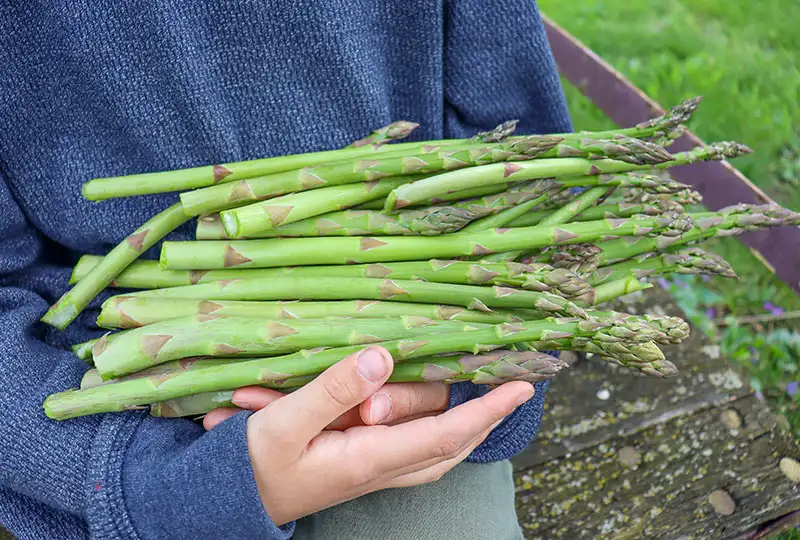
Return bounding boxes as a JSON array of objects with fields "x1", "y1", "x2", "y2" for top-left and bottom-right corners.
[{"x1": 0, "y1": 1, "x2": 572, "y2": 538}]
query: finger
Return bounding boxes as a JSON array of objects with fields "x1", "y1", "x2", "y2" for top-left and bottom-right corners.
[
  {"x1": 202, "y1": 407, "x2": 241, "y2": 430},
  {"x1": 366, "y1": 381, "x2": 534, "y2": 473},
  {"x1": 256, "y1": 346, "x2": 393, "y2": 448},
  {"x1": 230, "y1": 386, "x2": 286, "y2": 411},
  {"x1": 359, "y1": 382, "x2": 449, "y2": 426},
  {"x1": 385, "y1": 420, "x2": 500, "y2": 488}
]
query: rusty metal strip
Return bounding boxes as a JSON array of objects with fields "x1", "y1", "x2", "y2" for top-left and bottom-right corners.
[{"x1": 542, "y1": 14, "x2": 800, "y2": 293}]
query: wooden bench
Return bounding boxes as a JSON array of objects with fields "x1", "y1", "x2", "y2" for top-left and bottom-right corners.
[{"x1": 513, "y1": 287, "x2": 800, "y2": 538}]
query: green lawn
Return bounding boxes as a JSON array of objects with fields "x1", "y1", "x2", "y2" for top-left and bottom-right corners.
[
  {"x1": 540, "y1": 0, "x2": 800, "y2": 210},
  {"x1": 540, "y1": 0, "x2": 800, "y2": 464}
]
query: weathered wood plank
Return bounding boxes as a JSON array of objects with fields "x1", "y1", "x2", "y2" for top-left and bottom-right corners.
[{"x1": 514, "y1": 394, "x2": 800, "y2": 539}]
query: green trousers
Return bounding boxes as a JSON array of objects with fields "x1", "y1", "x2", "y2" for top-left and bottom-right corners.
[{"x1": 293, "y1": 459, "x2": 524, "y2": 540}]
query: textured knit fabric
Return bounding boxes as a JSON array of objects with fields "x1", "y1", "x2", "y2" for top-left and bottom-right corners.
[
  {"x1": 0, "y1": 1, "x2": 571, "y2": 539},
  {"x1": 293, "y1": 460, "x2": 523, "y2": 540}
]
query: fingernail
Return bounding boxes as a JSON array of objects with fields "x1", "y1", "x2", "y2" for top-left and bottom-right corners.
[
  {"x1": 230, "y1": 396, "x2": 252, "y2": 409},
  {"x1": 515, "y1": 385, "x2": 535, "y2": 407},
  {"x1": 357, "y1": 347, "x2": 390, "y2": 382},
  {"x1": 369, "y1": 392, "x2": 392, "y2": 424}
]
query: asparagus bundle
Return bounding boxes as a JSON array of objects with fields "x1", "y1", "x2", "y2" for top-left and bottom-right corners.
[{"x1": 40, "y1": 96, "x2": 800, "y2": 423}]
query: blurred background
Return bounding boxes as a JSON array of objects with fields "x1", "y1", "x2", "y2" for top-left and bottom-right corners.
[{"x1": 542, "y1": 0, "x2": 800, "y2": 439}]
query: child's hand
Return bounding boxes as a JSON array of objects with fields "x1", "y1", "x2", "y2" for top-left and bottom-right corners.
[
  {"x1": 204, "y1": 379, "x2": 452, "y2": 431},
  {"x1": 209, "y1": 345, "x2": 534, "y2": 526}
]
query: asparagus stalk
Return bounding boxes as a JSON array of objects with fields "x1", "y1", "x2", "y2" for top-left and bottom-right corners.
[
  {"x1": 81, "y1": 98, "x2": 701, "y2": 201},
  {"x1": 97, "y1": 297, "x2": 523, "y2": 329},
  {"x1": 160, "y1": 213, "x2": 692, "y2": 270},
  {"x1": 589, "y1": 248, "x2": 737, "y2": 285},
  {"x1": 507, "y1": 199, "x2": 682, "y2": 228},
  {"x1": 74, "y1": 256, "x2": 590, "y2": 298},
  {"x1": 198, "y1": 181, "x2": 557, "y2": 239},
  {"x1": 217, "y1": 176, "x2": 413, "y2": 237},
  {"x1": 179, "y1": 138, "x2": 562, "y2": 217},
  {"x1": 597, "y1": 204, "x2": 800, "y2": 265},
  {"x1": 122, "y1": 276, "x2": 589, "y2": 319},
  {"x1": 148, "y1": 350, "x2": 566, "y2": 418},
  {"x1": 347, "y1": 121, "x2": 419, "y2": 148},
  {"x1": 384, "y1": 142, "x2": 751, "y2": 210},
  {"x1": 93, "y1": 315, "x2": 488, "y2": 379},
  {"x1": 41, "y1": 202, "x2": 190, "y2": 330},
  {"x1": 44, "y1": 314, "x2": 675, "y2": 419}
]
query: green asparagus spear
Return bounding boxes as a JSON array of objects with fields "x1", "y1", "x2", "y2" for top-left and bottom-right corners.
[
  {"x1": 160, "y1": 213, "x2": 691, "y2": 270},
  {"x1": 507, "y1": 199, "x2": 681, "y2": 228},
  {"x1": 596, "y1": 204, "x2": 800, "y2": 265},
  {"x1": 82, "y1": 97, "x2": 702, "y2": 201},
  {"x1": 148, "y1": 350, "x2": 566, "y2": 417},
  {"x1": 44, "y1": 314, "x2": 675, "y2": 419},
  {"x1": 589, "y1": 248, "x2": 737, "y2": 285},
  {"x1": 347, "y1": 121, "x2": 419, "y2": 148},
  {"x1": 41, "y1": 202, "x2": 190, "y2": 330},
  {"x1": 97, "y1": 297, "x2": 522, "y2": 329},
  {"x1": 93, "y1": 316, "x2": 488, "y2": 379},
  {"x1": 122, "y1": 276, "x2": 589, "y2": 319},
  {"x1": 384, "y1": 143, "x2": 751, "y2": 211}
]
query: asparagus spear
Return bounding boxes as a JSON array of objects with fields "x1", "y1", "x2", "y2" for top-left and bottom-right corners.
[
  {"x1": 347, "y1": 121, "x2": 419, "y2": 148},
  {"x1": 123, "y1": 276, "x2": 589, "y2": 319},
  {"x1": 384, "y1": 142, "x2": 751, "y2": 210},
  {"x1": 508, "y1": 199, "x2": 681, "y2": 227},
  {"x1": 41, "y1": 202, "x2": 190, "y2": 330},
  {"x1": 160, "y1": 213, "x2": 691, "y2": 270},
  {"x1": 44, "y1": 314, "x2": 676, "y2": 419},
  {"x1": 597, "y1": 204, "x2": 800, "y2": 265},
  {"x1": 97, "y1": 297, "x2": 522, "y2": 329},
  {"x1": 589, "y1": 248, "x2": 737, "y2": 285},
  {"x1": 93, "y1": 315, "x2": 488, "y2": 379},
  {"x1": 74, "y1": 256, "x2": 590, "y2": 298},
  {"x1": 198, "y1": 181, "x2": 557, "y2": 239},
  {"x1": 217, "y1": 176, "x2": 413, "y2": 238},
  {"x1": 81, "y1": 357, "x2": 233, "y2": 389},
  {"x1": 82, "y1": 97, "x2": 702, "y2": 202},
  {"x1": 149, "y1": 350, "x2": 566, "y2": 418},
  {"x1": 179, "y1": 137, "x2": 562, "y2": 217}
]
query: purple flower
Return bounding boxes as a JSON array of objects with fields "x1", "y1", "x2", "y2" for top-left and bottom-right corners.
[
  {"x1": 749, "y1": 346, "x2": 759, "y2": 364},
  {"x1": 657, "y1": 277, "x2": 670, "y2": 289},
  {"x1": 763, "y1": 302, "x2": 785, "y2": 316},
  {"x1": 755, "y1": 390, "x2": 764, "y2": 401},
  {"x1": 700, "y1": 275, "x2": 712, "y2": 283},
  {"x1": 787, "y1": 381, "x2": 798, "y2": 397},
  {"x1": 705, "y1": 308, "x2": 716, "y2": 319}
]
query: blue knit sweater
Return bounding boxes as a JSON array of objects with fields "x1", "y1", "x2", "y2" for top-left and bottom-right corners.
[{"x1": 0, "y1": 1, "x2": 571, "y2": 538}]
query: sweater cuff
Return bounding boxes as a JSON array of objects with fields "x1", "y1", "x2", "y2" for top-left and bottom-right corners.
[
  {"x1": 86, "y1": 410, "x2": 293, "y2": 540},
  {"x1": 448, "y1": 352, "x2": 556, "y2": 463}
]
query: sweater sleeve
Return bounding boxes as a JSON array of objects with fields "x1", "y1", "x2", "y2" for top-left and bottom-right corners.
[
  {"x1": 0, "y1": 173, "x2": 292, "y2": 540},
  {"x1": 442, "y1": 0, "x2": 572, "y2": 462}
]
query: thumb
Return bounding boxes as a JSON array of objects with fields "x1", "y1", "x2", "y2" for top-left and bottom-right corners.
[{"x1": 254, "y1": 346, "x2": 393, "y2": 448}]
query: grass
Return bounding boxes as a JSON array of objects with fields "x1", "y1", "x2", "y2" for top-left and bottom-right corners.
[{"x1": 540, "y1": 0, "x2": 800, "y2": 440}]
